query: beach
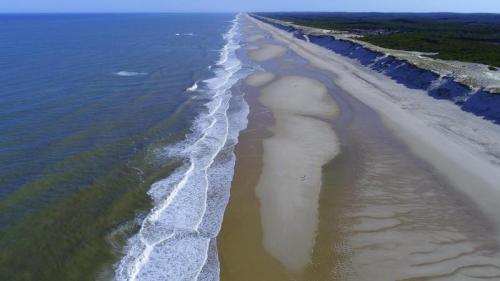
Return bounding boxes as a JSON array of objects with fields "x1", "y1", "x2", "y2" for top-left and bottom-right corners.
[
  {"x1": 218, "y1": 14, "x2": 500, "y2": 280},
  {"x1": 2, "y1": 12, "x2": 500, "y2": 281}
]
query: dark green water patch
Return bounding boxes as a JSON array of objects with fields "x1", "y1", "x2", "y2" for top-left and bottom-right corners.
[
  {"x1": 0, "y1": 126, "x2": 188, "y2": 281},
  {"x1": 0, "y1": 98, "x2": 199, "y2": 281},
  {"x1": 0, "y1": 162, "x2": 180, "y2": 281}
]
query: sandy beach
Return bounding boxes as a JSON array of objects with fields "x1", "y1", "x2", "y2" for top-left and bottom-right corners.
[
  {"x1": 5, "y1": 7, "x2": 500, "y2": 281},
  {"x1": 218, "y1": 14, "x2": 500, "y2": 281}
]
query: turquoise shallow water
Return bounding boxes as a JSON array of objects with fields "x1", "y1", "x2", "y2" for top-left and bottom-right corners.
[{"x1": 0, "y1": 13, "x2": 237, "y2": 280}]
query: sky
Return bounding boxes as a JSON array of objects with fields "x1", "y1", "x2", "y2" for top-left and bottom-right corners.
[{"x1": 1, "y1": 0, "x2": 500, "y2": 13}]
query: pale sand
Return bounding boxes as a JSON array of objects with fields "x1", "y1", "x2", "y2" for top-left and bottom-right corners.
[
  {"x1": 249, "y1": 13, "x2": 500, "y2": 233},
  {"x1": 249, "y1": 15, "x2": 500, "y2": 280},
  {"x1": 257, "y1": 76, "x2": 339, "y2": 271},
  {"x1": 245, "y1": 72, "x2": 275, "y2": 87},
  {"x1": 246, "y1": 34, "x2": 265, "y2": 42},
  {"x1": 248, "y1": 44, "x2": 287, "y2": 61}
]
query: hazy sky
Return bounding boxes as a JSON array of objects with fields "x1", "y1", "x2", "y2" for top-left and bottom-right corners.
[{"x1": 1, "y1": 0, "x2": 500, "y2": 13}]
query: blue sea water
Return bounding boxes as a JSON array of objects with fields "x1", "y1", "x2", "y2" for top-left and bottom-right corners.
[{"x1": 0, "y1": 13, "x2": 248, "y2": 280}]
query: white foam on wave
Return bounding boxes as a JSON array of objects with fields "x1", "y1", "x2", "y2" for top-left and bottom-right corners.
[
  {"x1": 115, "y1": 13, "x2": 250, "y2": 281},
  {"x1": 114, "y1": 71, "x2": 148, "y2": 77},
  {"x1": 186, "y1": 81, "x2": 199, "y2": 92}
]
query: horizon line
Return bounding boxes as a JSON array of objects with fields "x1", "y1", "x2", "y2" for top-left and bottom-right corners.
[{"x1": 1, "y1": 11, "x2": 500, "y2": 15}]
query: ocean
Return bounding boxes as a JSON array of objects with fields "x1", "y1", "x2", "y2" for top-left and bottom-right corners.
[{"x1": 0, "y1": 13, "x2": 249, "y2": 280}]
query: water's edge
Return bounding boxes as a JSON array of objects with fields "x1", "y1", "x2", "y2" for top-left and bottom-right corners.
[{"x1": 114, "y1": 14, "x2": 252, "y2": 281}]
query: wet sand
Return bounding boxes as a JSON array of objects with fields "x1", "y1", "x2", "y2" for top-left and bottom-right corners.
[
  {"x1": 218, "y1": 15, "x2": 500, "y2": 281},
  {"x1": 247, "y1": 44, "x2": 287, "y2": 61},
  {"x1": 218, "y1": 72, "x2": 291, "y2": 280}
]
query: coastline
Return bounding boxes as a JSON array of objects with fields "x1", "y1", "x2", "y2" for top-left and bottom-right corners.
[
  {"x1": 0, "y1": 13, "x2": 245, "y2": 281},
  {"x1": 114, "y1": 14, "x2": 251, "y2": 280},
  {"x1": 253, "y1": 15, "x2": 500, "y2": 125},
  {"x1": 218, "y1": 72, "x2": 289, "y2": 280},
  {"x1": 253, "y1": 15, "x2": 500, "y2": 94},
  {"x1": 3, "y1": 11, "x2": 500, "y2": 281},
  {"x1": 249, "y1": 13, "x2": 500, "y2": 232},
  {"x1": 218, "y1": 14, "x2": 500, "y2": 280},
  {"x1": 220, "y1": 20, "x2": 343, "y2": 279}
]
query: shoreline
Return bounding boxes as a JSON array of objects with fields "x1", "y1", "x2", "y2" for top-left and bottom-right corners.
[
  {"x1": 218, "y1": 73, "x2": 290, "y2": 280},
  {"x1": 218, "y1": 14, "x2": 500, "y2": 280},
  {"x1": 114, "y1": 14, "x2": 249, "y2": 280}
]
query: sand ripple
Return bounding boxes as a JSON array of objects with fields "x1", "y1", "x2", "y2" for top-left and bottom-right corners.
[{"x1": 337, "y1": 136, "x2": 500, "y2": 281}]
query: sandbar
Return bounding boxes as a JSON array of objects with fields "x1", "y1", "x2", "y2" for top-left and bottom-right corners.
[
  {"x1": 248, "y1": 44, "x2": 287, "y2": 61},
  {"x1": 245, "y1": 72, "x2": 276, "y2": 87},
  {"x1": 256, "y1": 76, "x2": 339, "y2": 271}
]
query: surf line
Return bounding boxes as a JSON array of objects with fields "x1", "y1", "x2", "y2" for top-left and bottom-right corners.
[{"x1": 115, "y1": 13, "x2": 245, "y2": 281}]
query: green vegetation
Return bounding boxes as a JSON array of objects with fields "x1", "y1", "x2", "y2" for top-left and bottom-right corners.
[{"x1": 259, "y1": 12, "x2": 500, "y2": 67}]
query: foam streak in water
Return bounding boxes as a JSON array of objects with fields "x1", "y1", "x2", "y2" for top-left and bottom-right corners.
[
  {"x1": 114, "y1": 71, "x2": 148, "y2": 77},
  {"x1": 115, "y1": 13, "x2": 249, "y2": 281}
]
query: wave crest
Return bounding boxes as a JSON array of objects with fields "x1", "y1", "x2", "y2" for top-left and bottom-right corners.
[{"x1": 115, "y1": 13, "x2": 249, "y2": 281}]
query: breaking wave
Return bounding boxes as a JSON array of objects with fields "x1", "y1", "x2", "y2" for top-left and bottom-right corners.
[
  {"x1": 114, "y1": 13, "x2": 249, "y2": 281},
  {"x1": 186, "y1": 81, "x2": 200, "y2": 92}
]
